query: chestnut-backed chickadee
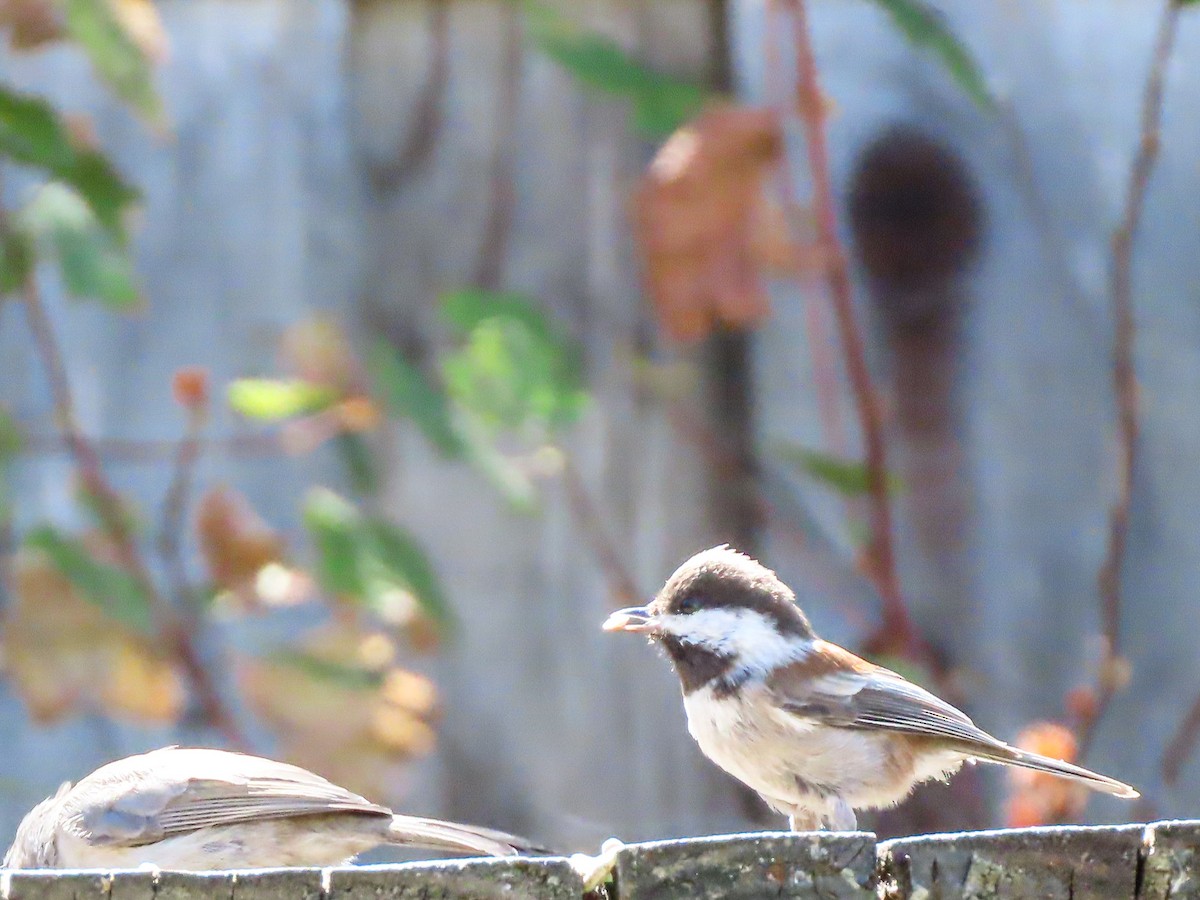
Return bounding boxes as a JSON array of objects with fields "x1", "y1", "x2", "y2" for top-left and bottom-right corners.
[
  {"x1": 603, "y1": 546, "x2": 1138, "y2": 831},
  {"x1": 3, "y1": 747, "x2": 546, "y2": 869}
]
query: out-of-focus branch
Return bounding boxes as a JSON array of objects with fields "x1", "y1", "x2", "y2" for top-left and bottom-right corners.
[
  {"x1": 20, "y1": 280, "x2": 246, "y2": 748},
  {"x1": 20, "y1": 433, "x2": 283, "y2": 460},
  {"x1": 158, "y1": 386, "x2": 209, "y2": 613},
  {"x1": 762, "y1": 0, "x2": 846, "y2": 457},
  {"x1": 561, "y1": 451, "x2": 641, "y2": 608},
  {"x1": 1078, "y1": 0, "x2": 1181, "y2": 758},
  {"x1": 776, "y1": 0, "x2": 919, "y2": 659},
  {"x1": 473, "y1": 1, "x2": 522, "y2": 290}
]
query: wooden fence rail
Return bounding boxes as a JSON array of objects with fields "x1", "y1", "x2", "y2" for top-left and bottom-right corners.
[{"x1": 4, "y1": 821, "x2": 1199, "y2": 899}]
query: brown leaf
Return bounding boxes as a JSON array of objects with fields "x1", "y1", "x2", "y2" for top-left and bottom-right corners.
[
  {"x1": 0, "y1": 0, "x2": 63, "y2": 50},
  {"x1": 634, "y1": 104, "x2": 784, "y2": 342},
  {"x1": 195, "y1": 486, "x2": 286, "y2": 594},
  {"x1": 0, "y1": 548, "x2": 184, "y2": 724},
  {"x1": 280, "y1": 318, "x2": 359, "y2": 392},
  {"x1": 1004, "y1": 721, "x2": 1088, "y2": 827},
  {"x1": 171, "y1": 365, "x2": 210, "y2": 410},
  {"x1": 236, "y1": 622, "x2": 438, "y2": 801}
]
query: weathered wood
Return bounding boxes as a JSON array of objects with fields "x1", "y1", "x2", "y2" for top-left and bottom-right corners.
[
  {"x1": 878, "y1": 824, "x2": 1145, "y2": 899},
  {"x1": 326, "y1": 858, "x2": 583, "y2": 900},
  {"x1": 613, "y1": 831, "x2": 875, "y2": 899},
  {"x1": 2, "y1": 870, "x2": 111, "y2": 900},
  {"x1": 1141, "y1": 820, "x2": 1200, "y2": 900}
]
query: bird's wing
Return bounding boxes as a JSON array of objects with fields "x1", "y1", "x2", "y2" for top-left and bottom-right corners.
[
  {"x1": 66, "y1": 747, "x2": 390, "y2": 847},
  {"x1": 767, "y1": 640, "x2": 1006, "y2": 750}
]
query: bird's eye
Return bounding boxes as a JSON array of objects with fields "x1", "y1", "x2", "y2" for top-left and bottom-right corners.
[{"x1": 677, "y1": 596, "x2": 701, "y2": 615}]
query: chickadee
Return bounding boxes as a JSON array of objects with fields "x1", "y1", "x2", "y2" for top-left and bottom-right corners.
[
  {"x1": 3, "y1": 747, "x2": 546, "y2": 869},
  {"x1": 603, "y1": 546, "x2": 1138, "y2": 831}
]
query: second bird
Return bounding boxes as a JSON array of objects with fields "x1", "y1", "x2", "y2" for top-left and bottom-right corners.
[{"x1": 603, "y1": 545, "x2": 1138, "y2": 831}]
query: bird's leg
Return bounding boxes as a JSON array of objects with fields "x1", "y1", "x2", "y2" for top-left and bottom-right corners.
[
  {"x1": 826, "y1": 798, "x2": 857, "y2": 832},
  {"x1": 787, "y1": 810, "x2": 822, "y2": 832}
]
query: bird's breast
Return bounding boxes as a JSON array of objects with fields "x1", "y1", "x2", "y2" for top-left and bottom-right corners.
[{"x1": 681, "y1": 684, "x2": 962, "y2": 811}]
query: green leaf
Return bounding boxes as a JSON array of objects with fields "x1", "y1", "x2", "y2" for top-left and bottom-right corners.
[
  {"x1": 776, "y1": 444, "x2": 902, "y2": 497},
  {"x1": 57, "y1": 0, "x2": 163, "y2": 123},
  {"x1": 523, "y1": 1, "x2": 707, "y2": 138},
  {"x1": 302, "y1": 488, "x2": 366, "y2": 599},
  {"x1": 18, "y1": 183, "x2": 139, "y2": 309},
  {"x1": 302, "y1": 488, "x2": 455, "y2": 633},
  {"x1": 336, "y1": 432, "x2": 380, "y2": 496},
  {"x1": 23, "y1": 525, "x2": 152, "y2": 632},
  {"x1": 270, "y1": 649, "x2": 383, "y2": 690},
  {"x1": 0, "y1": 88, "x2": 139, "y2": 235},
  {"x1": 0, "y1": 407, "x2": 23, "y2": 462},
  {"x1": 439, "y1": 289, "x2": 588, "y2": 436},
  {"x1": 368, "y1": 340, "x2": 465, "y2": 458},
  {"x1": 228, "y1": 379, "x2": 338, "y2": 421},
  {"x1": 0, "y1": 228, "x2": 33, "y2": 293},
  {"x1": 363, "y1": 517, "x2": 454, "y2": 630},
  {"x1": 865, "y1": 0, "x2": 992, "y2": 109}
]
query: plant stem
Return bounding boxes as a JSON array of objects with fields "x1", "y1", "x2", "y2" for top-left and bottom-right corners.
[
  {"x1": 779, "y1": 0, "x2": 917, "y2": 657},
  {"x1": 1080, "y1": 0, "x2": 1180, "y2": 758},
  {"x1": 21, "y1": 279, "x2": 247, "y2": 748}
]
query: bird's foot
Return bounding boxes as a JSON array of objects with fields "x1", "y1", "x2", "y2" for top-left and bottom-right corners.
[{"x1": 569, "y1": 838, "x2": 626, "y2": 892}]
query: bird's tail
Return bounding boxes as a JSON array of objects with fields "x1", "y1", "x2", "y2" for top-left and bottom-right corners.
[
  {"x1": 386, "y1": 815, "x2": 551, "y2": 858},
  {"x1": 975, "y1": 745, "x2": 1139, "y2": 798}
]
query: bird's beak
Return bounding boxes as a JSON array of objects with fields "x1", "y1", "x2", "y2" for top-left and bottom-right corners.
[{"x1": 602, "y1": 606, "x2": 656, "y2": 633}]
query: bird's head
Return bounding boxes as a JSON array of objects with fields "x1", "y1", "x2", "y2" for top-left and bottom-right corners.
[{"x1": 602, "y1": 545, "x2": 814, "y2": 691}]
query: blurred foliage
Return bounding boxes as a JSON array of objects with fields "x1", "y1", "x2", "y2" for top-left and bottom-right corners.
[
  {"x1": 775, "y1": 443, "x2": 903, "y2": 498},
  {"x1": 864, "y1": 0, "x2": 992, "y2": 109},
  {"x1": 523, "y1": 1, "x2": 709, "y2": 138}
]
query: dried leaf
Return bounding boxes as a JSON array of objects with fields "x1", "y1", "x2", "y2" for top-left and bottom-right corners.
[
  {"x1": 24, "y1": 525, "x2": 151, "y2": 632},
  {"x1": 280, "y1": 318, "x2": 359, "y2": 393},
  {"x1": 0, "y1": 547, "x2": 184, "y2": 723},
  {"x1": 171, "y1": 365, "x2": 209, "y2": 409},
  {"x1": 195, "y1": 486, "x2": 286, "y2": 593},
  {"x1": 0, "y1": 0, "x2": 64, "y2": 49},
  {"x1": 635, "y1": 105, "x2": 783, "y2": 342},
  {"x1": 1004, "y1": 722, "x2": 1088, "y2": 827},
  {"x1": 237, "y1": 623, "x2": 437, "y2": 800}
]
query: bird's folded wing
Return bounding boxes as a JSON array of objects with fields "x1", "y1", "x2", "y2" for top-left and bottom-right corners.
[
  {"x1": 767, "y1": 643, "x2": 1007, "y2": 750},
  {"x1": 68, "y1": 748, "x2": 389, "y2": 847}
]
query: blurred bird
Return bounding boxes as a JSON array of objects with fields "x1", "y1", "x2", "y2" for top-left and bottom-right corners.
[
  {"x1": 3, "y1": 746, "x2": 546, "y2": 869},
  {"x1": 603, "y1": 545, "x2": 1139, "y2": 831}
]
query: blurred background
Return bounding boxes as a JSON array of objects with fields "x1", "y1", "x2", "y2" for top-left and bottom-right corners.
[{"x1": 1, "y1": 0, "x2": 1198, "y2": 857}]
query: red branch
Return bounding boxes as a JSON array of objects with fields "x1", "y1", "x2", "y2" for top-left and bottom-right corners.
[
  {"x1": 1078, "y1": 0, "x2": 1181, "y2": 759},
  {"x1": 561, "y1": 453, "x2": 641, "y2": 608},
  {"x1": 778, "y1": 0, "x2": 918, "y2": 658},
  {"x1": 21, "y1": 280, "x2": 247, "y2": 748}
]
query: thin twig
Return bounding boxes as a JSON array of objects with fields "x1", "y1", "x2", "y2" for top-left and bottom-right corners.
[
  {"x1": 20, "y1": 280, "x2": 247, "y2": 748},
  {"x1": 473, "y1": 1, "x2": 522, "y2": 290},
  {"x1": 1078, "y1": 0, "x2": 1181, "y2": 759},
  {"x1": 158, "y1": 403, "x2": 208, "y2": 612},
  {"x1": 19, "y1": 433, "x2": 284, "y2": 460},
  {"x1": 778, "y1": 0, "x2": 918, "y2": 657},
  {"x1": 561, "y1": 451, "x2": 642, "y2": 608},
  {"x1": 763, "y1": 0, "x2": 847, "y2": 457},
  {"x1": 1163, "y1": 691, "x2": 1200, "y2": 787}
]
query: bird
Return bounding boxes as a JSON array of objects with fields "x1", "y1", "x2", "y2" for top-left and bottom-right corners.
[
  {"x1": 602, "y1": 545, "x2": 1138, "y2": 832},
  {"x1": 2, "y1": 746, "x2": 547, "y2": 869}
]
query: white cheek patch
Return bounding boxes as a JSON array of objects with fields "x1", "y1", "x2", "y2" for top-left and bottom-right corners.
[{"x1": 658, "y1": 607, "x2": 810, "y2": 676}]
